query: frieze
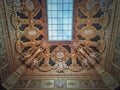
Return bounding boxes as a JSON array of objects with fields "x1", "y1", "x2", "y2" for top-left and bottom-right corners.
[{"x1": 13, "y1": 78, "x2": 107, "y2": 89}]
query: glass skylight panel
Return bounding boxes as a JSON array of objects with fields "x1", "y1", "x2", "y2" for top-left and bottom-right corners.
[{"x1": 47, "y1": 0, "x2": 73, "y2": 41}]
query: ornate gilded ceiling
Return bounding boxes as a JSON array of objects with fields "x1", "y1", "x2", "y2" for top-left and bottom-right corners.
[
  {"x1": 10, "y1": 0, "x2": 111, "y2": 72},
  {"x1": 1, "y1": 0, "x2": 120, "y2": 90}
]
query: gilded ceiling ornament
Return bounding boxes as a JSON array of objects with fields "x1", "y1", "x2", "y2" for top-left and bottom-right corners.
[
  {"x1": 86, "y1": 0, "x2": 98, "y2": 10},
  {"x1": 56, "y1": 51, "x2": 64, "y2": 59},
  {"x1": 80, "y1": 0, "x2": 99, "y2": 16},
  {"x1": 7, "y1": 0, "x2": 22, "y2": 13},
  {"x1": 28, "y1": 30, "x2": 37, "y2": 36},
  {"x1": 54, "y1": 58, "x2": 68, "y2": 73},
  {"x1": 76, "y1": 44, "x2": 98, "y2": 69},
  {"x1": 76, "y1": 29, "x2": 97, "y2": 40},
  {"x1": 24, "y1": 0, "x2": 35, "y2": 11},
  {"x1": 25, "y1": 45, "x2": 44, "y2": 65},
  {"x1": 22, "y1": 0, "x2": 40, "y2": 16},
  {"x1": 56, "y1": 79, "x2": 65, "y2": 88},
  {"x1": 24, "y1": 26, "x2": 42, "y2": 40},
  {"x1": 15, "y1": 40, "x2": 24, "y2": 54},
  {"x1": 99, "y1": 0, "x2": 113, "y2": 12},
  {"x1": 51, "y1": 46, "x2": 69, "y2": 63}
]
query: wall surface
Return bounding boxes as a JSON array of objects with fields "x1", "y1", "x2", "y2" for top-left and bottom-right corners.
[{"x1": 110, "y1": 0, "x2": 120, "y2": 84}]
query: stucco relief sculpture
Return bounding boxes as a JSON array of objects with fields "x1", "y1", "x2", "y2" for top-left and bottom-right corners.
[
  {"x1": 54, "y1": 59, "x2": 68, "y2": 73},
  {"x1": 76, "y1": 44, "x2": 98, "y2": 69},
  {"x1": 54, "y1": 51, "x2": 68, "y2": 73},
  {"x1": 25, "y1": 45, "x2": 44, "y2": 65},
  {"x1": 19, "y1": 45, "x2": 44, "y2": 70}
]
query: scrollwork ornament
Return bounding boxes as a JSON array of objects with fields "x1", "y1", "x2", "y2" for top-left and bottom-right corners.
[
  {"x1": 99, "y1": 0, "x2": 113, "y2": 11},
  {"x1": 15, "y1": 40, "x2": 24, "y2": 54},
  {"x1": 97, "y1": 40, "x2": 106, "y2": 54},
  {"x1": 7, "y1": 0, "x2": 22, "y2": 13}
]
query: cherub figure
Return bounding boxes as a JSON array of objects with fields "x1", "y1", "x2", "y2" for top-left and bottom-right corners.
[{"x1": 54, "y1": 59, "x2": 68, "y2": 73}]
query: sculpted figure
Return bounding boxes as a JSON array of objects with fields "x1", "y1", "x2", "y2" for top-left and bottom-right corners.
[
  {"x1": 54, "y1": 59, "x2": 67, "y2": 73},
  {"x1": 25, "y1": 45, "x2": 44, "y2": 65},
  {"x1": 82, "y1": 58, "x2": 89, "y2": 66},
  {"x1": 88, "y1": 53, "x2": 98, "y2": 65},
  {"x1": 76, "y1": 44, "x2": 98, "y2": 66},
  {"x1": 77, "y1": 45, "x2": 89, "y2": 58}
]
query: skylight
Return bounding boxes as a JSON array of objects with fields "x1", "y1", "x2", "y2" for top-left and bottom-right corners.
[{"x1": 47, "y1": 0, "x2": 73, "y2": 41}]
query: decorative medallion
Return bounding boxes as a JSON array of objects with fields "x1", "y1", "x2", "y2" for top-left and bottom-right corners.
[
  {"x1": 25, "y1": 0, "x2": 35, "y2": 11},
  {"x1": 28, "y1": 30, "x2": 37, "y2": 36},
  {"x1": 78, "y1": 26, "x2": 97, "y2": 39},
  {"x1": 22, "y1": 0, "x2": 40, "y2": 16},
  {"x1": 24, "y1": 27, "x2": 41, "y2": 40},
  {"x1": 86, "y1": 0, "x2": 98, "y2": 10},
  {"x1": 80, "y1": 0, "x2": 99, "y2": 16},
  {"x1": 56, "y1": 79, "x2": 65, "y2": 88},
  {"x1": 51, "y1": 46, "x2": 69, "y2": 62},
  {"x1": 83, "y1": 29, "x2": 94, "y2": 35},
  {"x1": 56, "y1": 51, "x2": 64, "y2": 59}
]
